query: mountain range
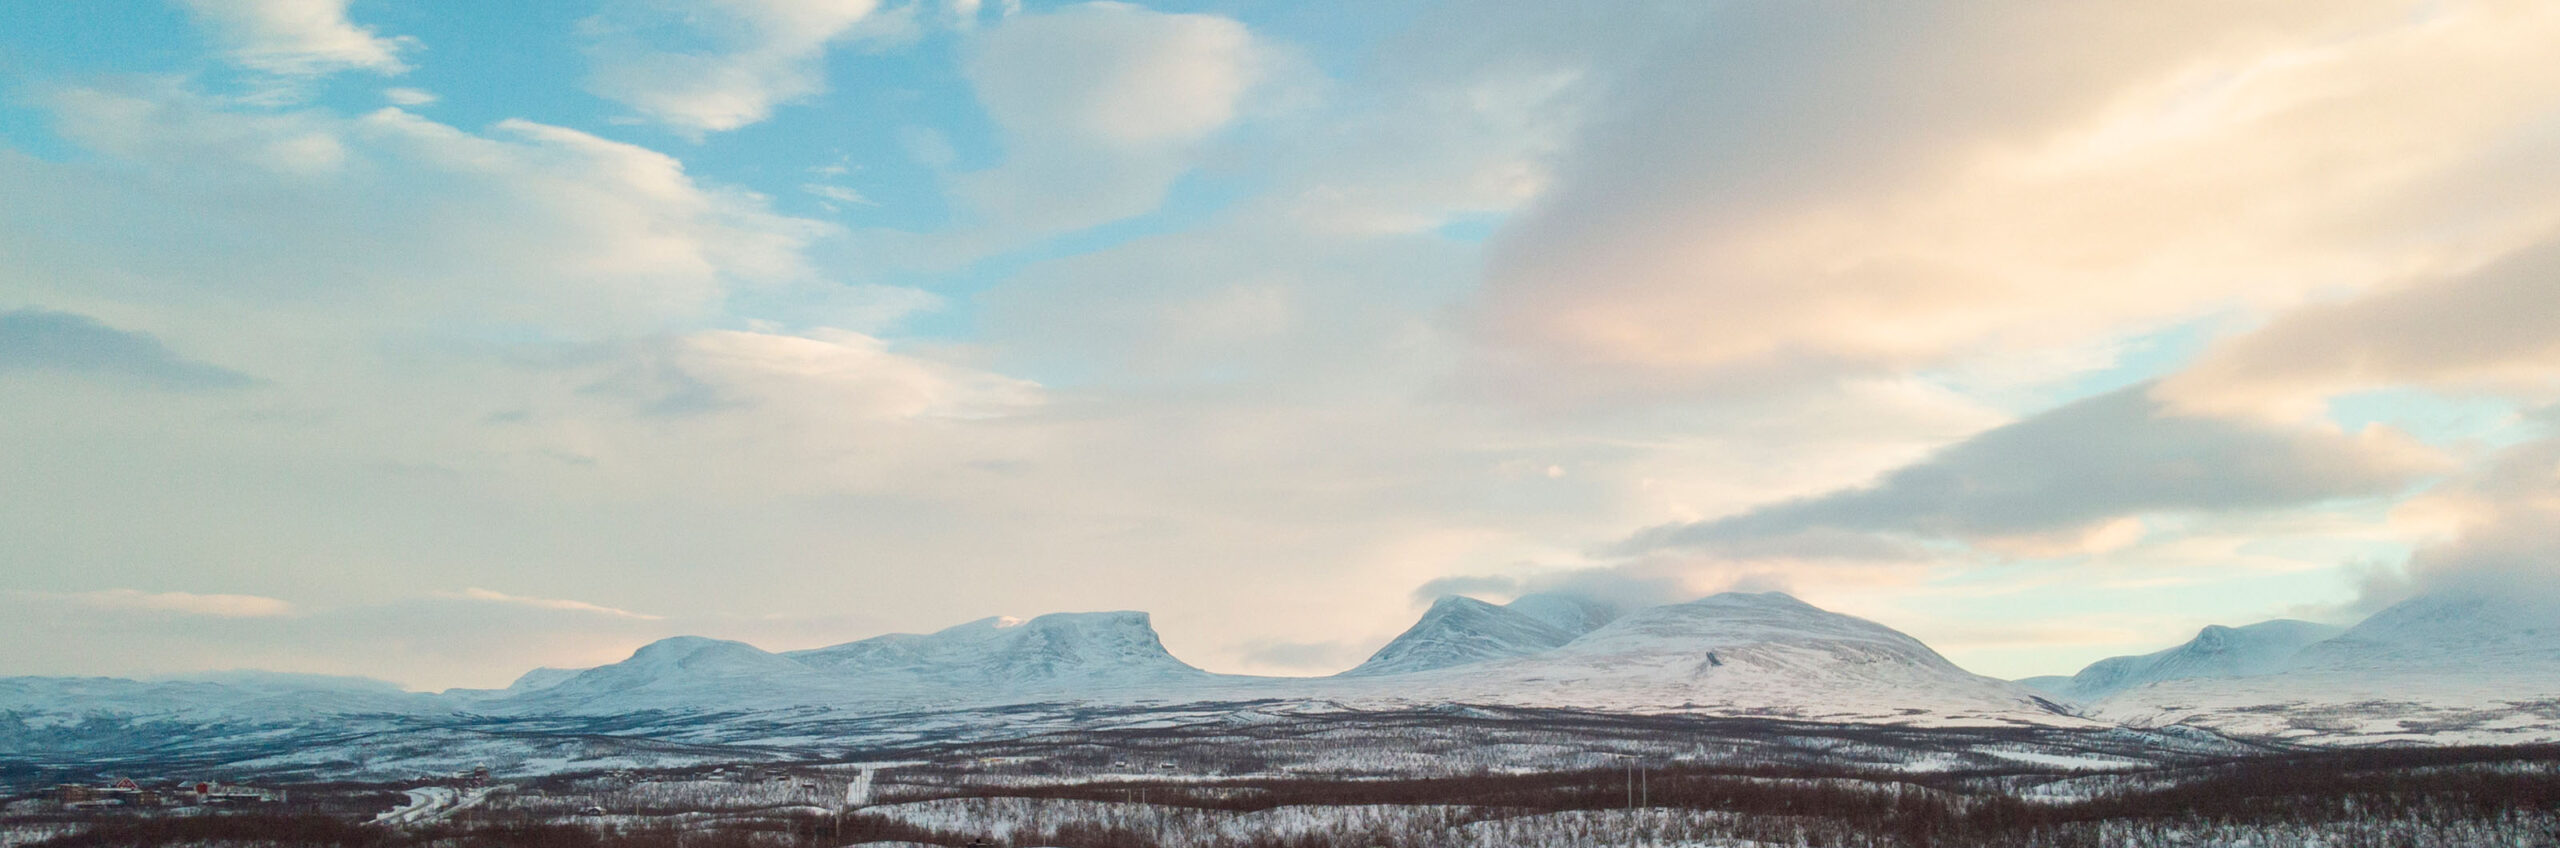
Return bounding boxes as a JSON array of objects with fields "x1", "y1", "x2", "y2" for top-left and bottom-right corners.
[
  {"x1": 4, "y1": 587, "x2": 2555, "y2": 768},
  {"x1": 455, "y1": 591, "x2": 2079, "y2": 724},
  {"x1": 2028, "y1": 592, "x2": 2560, "y2": 745},
  {"x1": 2020, "y1": 619, "x2": 2345, "y2": 702}
]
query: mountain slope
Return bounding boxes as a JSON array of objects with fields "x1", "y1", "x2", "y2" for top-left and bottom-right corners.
[
  {"x1": 2290, "y1": 593, "x2": 2560, "y2": 670},
  {"x1": 785, "y1": 611, "x2": 1209, "y2": 697},
  {"x1": 0, "y1": 675, "x2": 449, "y2": 723},
  {"x1": 1328, "y1": 592, "x2": 2080, "y2": 726},
  {"x1": 1341, "y1": 596, "x2": 1578, "y2": 677},
  {"x1": 2022, "y1": 619, "x2": 2343, "y2": 701},
  {"x1": 495, "y1": 636, "x2": 853, "y2": 714},
  {"x1": 2094, "y1": 592, "x2": 2560, "y2": 744},
  {"x1": 1502, "y1": 592, "x2": 1626, "y2": 636},
  {"x1": 501, "y1": 666, "x2": 585, "y2": 694}
]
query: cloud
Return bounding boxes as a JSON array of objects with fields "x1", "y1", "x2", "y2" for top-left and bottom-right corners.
[
  {"x1": 581, "y1": 0, "x2": 886, "y2": 134},
  {"x1": 968, "y1": 2, "x2": 1263, "y2": 147},
  {"x1": 178, "y1": 0, "x2": 412, "y2": 77},
  {"x1": 802, "y1": 183, "x2": 873, "y2": 207},
  {"x1": 0, "y1": 309, "x2": 255, "y2": 390},
  {"x1": 1408, "y1": 574, "x2": 1522, "y2": 604},
  {"x1": 1514, "y1": 567, "x2": 1696, "y2": 609},
  {"x1": 19, "y1": 589, "x2": 295, "y2": 618},
  {"x1": 0, "y1": 592, "x2": 673, "y2": 689},
  {"x1": 1616, "y1": 385, "x2": 2444, "y2": 558},
  {"x1": 1231, "y1": 638, "x2": 1366, "y2": 672},
  {"x1": 937, "y1": 2, "x2": 1280, "y2": 245},
  {"x1": 18, "y1": 1, "x2": 2550, "y2": 690},
  {"x1": 382, "y1": 87, "x2": 437, "y2": 106},
  {"x1": 5, "y1": 80, "x2": 834, "y2": 337},
  {"x1": 447, "y1": 587, "x2": 664, "y2": 620},
  {"x1": 2162, "y1": 236, "x2": 2560, "y2": 418},
  {"x1": 2357, "y1": 432, "x2": 2560, "y2": 612},
  {"x1": 577, "y1": 328, "x2": 1041, "y2": 421},
  {"x1": 1409, "y1": 566, "x2": 1697, "y2": 611},
  {"x1": 1469, "y1": 1, "x2": 2560, "y2": 403}
]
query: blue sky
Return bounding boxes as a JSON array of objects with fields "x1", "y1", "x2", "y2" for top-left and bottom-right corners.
[{"x1": 2, "y1": 0, "x2": 2557, "y2": 690}]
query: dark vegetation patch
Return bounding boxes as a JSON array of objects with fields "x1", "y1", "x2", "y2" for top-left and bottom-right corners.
[{"x1": 13, "y1": 745, "x2": 2559, "y2": 848}]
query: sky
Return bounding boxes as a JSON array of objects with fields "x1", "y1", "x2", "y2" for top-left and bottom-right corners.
[{"x1": 2, "y1": 0, "x2": 2557, "y2": 691}]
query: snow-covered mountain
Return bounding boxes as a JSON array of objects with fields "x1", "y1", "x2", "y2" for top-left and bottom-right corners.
[
  {"x1": 1341, "y1": 595, "x2": 1579, "y2": 676},
  {"x1": 2021, "y1": 619, "x2": 2343, "y2": 702},
  {"x1": 2289, "y1": 593, "x2": 2560, "y2": 671},
  {"x1": 2094, "y1": 592, "x2": 2560, "y2": 744},
  {"x1": 1503, "y1": 592, "x2": 1627, "y2": 636},
  {"x1": 0, "y1": 596, "x2": 2082, "y2": 727},
  {"x1": 0, "y1": 673, "x2": 450, "y2": 723},
  {"x1": 784, "y1": 610, "x2": 1211, "y2": 696},
  {"x1": 477, "y1": 611, "x2": 1213, "y2": 714},
  {"x1": 1330, "y1": 592, "x2": 2080, "y2": 726},
  {"x1": 494, "y1": 636, "x2": 858, "y2": 714},
  {"x1": 500, "y1": 666, "x2": 585, "y2": 694},
  {"x1": 16, "y1": 588, "x2": 2560, "y2": 773}
]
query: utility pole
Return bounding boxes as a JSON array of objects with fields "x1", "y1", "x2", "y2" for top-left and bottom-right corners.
[
  {"x1": 1604, "y1": 752, "x2": 1642, "y2": 848},
  {"x1": 839, "y1": 767, "x2": 875, "y2": 844}
]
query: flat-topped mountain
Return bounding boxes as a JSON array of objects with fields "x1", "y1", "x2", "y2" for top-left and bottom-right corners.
[{"x1": 784, "y1": 610, "x2": 1210, "y2": 694}]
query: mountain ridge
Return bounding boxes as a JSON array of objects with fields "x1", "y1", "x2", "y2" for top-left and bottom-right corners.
[
  {"x1": 1340, "y1": 595, "x2": 1578, "y2": 677},
  {"x1": 2022, "y1": 619, "x2": 2345, "y2": 702},
  {"x1": 10, "y1": 589, "x2": 2551, "y2": 746}
]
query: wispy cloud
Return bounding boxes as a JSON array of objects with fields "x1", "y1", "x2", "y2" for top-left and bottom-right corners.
[
  {"x1": 1615, "y1": 385, "x2": 2445, "y2": 560},
  {"x1": 178, "y1": 0, "x2": 413, "y2": 77},
  {"x1": 19, "y1": 589, "x2": 295, "y2": 618},
  {"x1": 447, "y1": 588, "x2": 665, "y2": 621},
  {"x1": 580, "y1": 0, "x2": 888, "y2": 134}
]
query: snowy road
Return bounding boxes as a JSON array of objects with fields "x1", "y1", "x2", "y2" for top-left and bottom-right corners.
[{"x1": 372, "y1": 786, "x2": 492, "y2": 827}]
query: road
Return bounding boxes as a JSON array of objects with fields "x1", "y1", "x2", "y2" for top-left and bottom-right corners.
[{"x1": 371, "y1": 785, "x2": 493, "y2": 827}]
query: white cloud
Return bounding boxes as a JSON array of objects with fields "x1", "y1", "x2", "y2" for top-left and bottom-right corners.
[
  {"x1": 448, "y1": 587, "x2": 663, "y2": 620},
  {"x1": 178, "y1": 0, "x2": 412, "y2": 77},
  {"x1": 586, "y1": 327, "x2": 1042, "y2": 422},
  {"x1": 2161, "y1": 237, "x2": 2560, "y2": 419},
  {"x1": 968, "y1": 1, "x2": 1263, "y2": 147},
  {"x1": 802, "y1": 183, "x2": 874, "y2": 207},
  {"x1": 929, "y1": 2, "x2": 1281, "y2": 248},
  {"x1": 9, "y1": 80, "x2": 835, "y2": 337},
  {"x1": 2356, "y1": 433, "x2": 2560, "y2": 613},
  {"x1": 382, "y1": 87, "x2": 437, "y2": 106},
  {"x1": 25, "y1": 589, "x2": 295, "y2": 618},
  {"x1": 1470, "y1": 1, "x2": 2560, "y2": 404},
  {"x1": 581, "y1": 0, "x2": 885, "y2": 134}
]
